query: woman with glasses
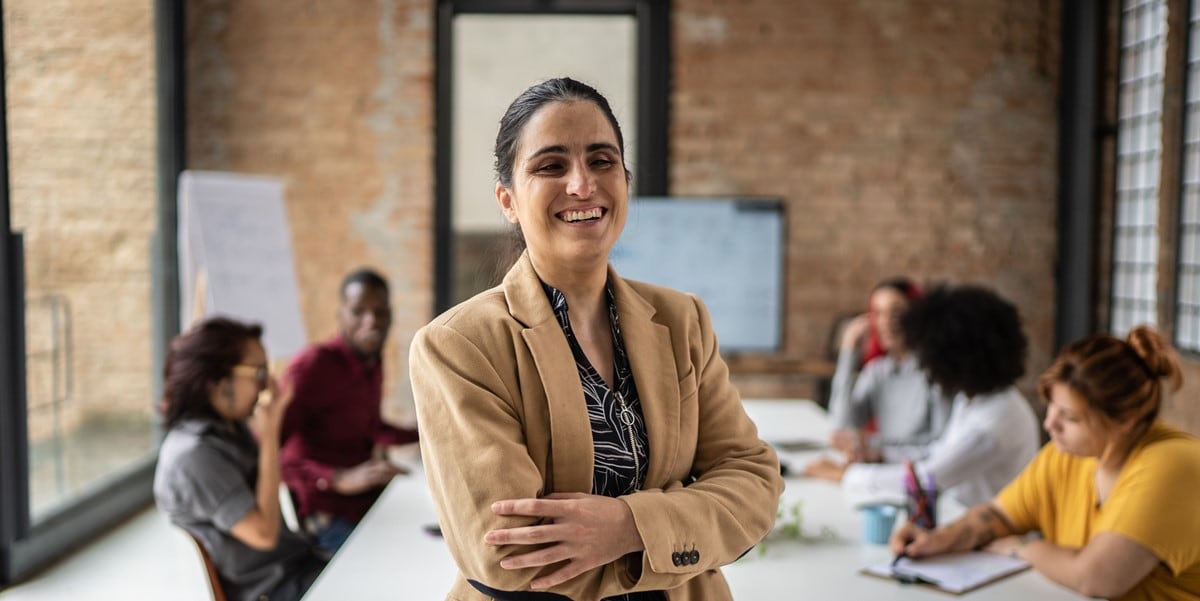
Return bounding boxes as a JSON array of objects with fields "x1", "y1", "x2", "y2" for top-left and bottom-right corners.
[{"x1": 154, "y1": 317, "x2": 326, "y2": 601}]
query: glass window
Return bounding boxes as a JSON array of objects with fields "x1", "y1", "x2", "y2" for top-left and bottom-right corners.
[
  {"x1": 449, "y1": 14, "x2": 637, "y2": 305},
  {"x1": 1112, "y1": 0, "x2": 1168, "y2": 335},
  {"x1": 1177, "y1": 0, "x2": 1200, "y2": 351},
  {"x1": 5, "y1": 1, "x2": 158, "y2": 520}
]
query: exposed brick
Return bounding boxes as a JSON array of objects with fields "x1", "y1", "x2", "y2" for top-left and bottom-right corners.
[{"x1": 6, "y1": 0, "x2": 157, "y2": 438}]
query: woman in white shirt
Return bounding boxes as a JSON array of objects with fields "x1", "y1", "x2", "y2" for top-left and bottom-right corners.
[
  {"x1": 808, "y1": 284, "x2": 1040, "y2": 508},
  {"x1": 824, "y1": 277, "x2": 951, "y2": 455}
]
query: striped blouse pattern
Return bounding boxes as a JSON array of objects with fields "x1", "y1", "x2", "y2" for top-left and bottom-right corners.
[
  {"x1": 543, "y1": 283, "x2": 650, "y2": 495},
  {"x1": 544, "y1": 283, "x2": 664, "y2": 601}
]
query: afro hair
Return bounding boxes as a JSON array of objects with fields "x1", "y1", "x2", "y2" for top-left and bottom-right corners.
[{"x1": 899, "y1": 284, "x2": 1027, "y2": 398}]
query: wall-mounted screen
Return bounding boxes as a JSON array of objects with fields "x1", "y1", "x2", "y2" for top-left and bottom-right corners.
[{"x1": 610, "y1": 197, "x2": 784, "y2": 353}]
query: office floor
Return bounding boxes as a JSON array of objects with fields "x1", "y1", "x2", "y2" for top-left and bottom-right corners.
[{"x1": 0, "y1": 507, "x2": 208, "y2": 601}]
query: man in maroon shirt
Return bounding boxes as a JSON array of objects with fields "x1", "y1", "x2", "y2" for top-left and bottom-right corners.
[{"x1": 280, "y1": 268, "x2": 419, "y2": 552}]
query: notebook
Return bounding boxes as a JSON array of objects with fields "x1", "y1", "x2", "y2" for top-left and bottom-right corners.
[{"x1": 862, "y1": 552, "x2": 1031, "y2": 594}]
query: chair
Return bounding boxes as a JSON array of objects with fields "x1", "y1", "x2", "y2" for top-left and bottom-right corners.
[
  {"x1": 187, "y1": 533, "x2": 230, "y2": 601},
  {"x1": 280, "y1": 482, "x2": 301, "y2": 533}
]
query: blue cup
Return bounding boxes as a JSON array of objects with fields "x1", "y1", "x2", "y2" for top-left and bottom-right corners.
[{"x1": 859, "y1": 504, "x2": 899, "y2": 545}]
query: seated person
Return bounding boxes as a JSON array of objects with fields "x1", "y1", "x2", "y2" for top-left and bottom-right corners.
[
  {"x1": 154, "y1": 317, "x2": 326, "y2": 601},
  {"x1": 280, "y1": 268, "x2": 418, "y2": 552},
  {"x1": 827, "y1": 277, "x2": 951, "y2": 457},
  {"x1": 892, "y1": 325, "x2": 1200, "y2": 600},
  {"x1": 807, "y1": 284, "x2": 1041, "y2": 507}
]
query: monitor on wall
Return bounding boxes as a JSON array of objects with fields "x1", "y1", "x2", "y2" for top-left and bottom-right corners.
[{"x1": 610, "y1": 197, "x2": 785, "y2": 354}]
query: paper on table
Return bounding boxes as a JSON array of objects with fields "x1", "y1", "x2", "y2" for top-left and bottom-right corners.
[{"x1": 863, "y1": 552, "x2": 1030, "y2": 594}]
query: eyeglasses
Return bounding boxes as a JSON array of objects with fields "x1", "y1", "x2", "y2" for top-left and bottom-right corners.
[{"x1": 231, "y1": 364, "x2": 269, "y2": 388}]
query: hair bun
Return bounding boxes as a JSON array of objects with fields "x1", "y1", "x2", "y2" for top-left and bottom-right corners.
[{"x1": 1126, "y1": 325, "x2": 1181, "y2": 382}]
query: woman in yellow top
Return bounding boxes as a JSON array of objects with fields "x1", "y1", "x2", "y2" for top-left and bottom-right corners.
[
  {"x1": 410, "y1": 78, "x2": 783, "y2": 601},
  {"x1": 891, "y1": 325, "x2": 1200, "y2": 600}
]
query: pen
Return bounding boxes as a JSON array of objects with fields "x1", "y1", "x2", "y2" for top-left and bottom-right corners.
[
  {"x1": 904, "y1": 460, "x2": 922, "y2": 496},
  {"x1": 891, "y1": 552, "x2": 907, "y2": 568},
  {"x1": 903, "y1": 460, "x2": 927, "y2": 525}
]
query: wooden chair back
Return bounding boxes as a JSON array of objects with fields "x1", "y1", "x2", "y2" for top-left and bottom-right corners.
[{"x1": 187, "y1": 533, "x2": 230, "y2": 601}]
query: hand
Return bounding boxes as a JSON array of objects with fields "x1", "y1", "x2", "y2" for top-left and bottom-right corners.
[
  {"x1": 830, "y1": 429, "x2": 860, "y2": 455},
  {"x1": 803, "y1": 457, "x2": 848, "y2": 482},
  {"x1": 372, "y1": 443, "x2": 413, "y2": 475},
  {"x1": 255, "y1": 376, "x2": 293, "y2": 441},
  {"x1": 331, "y1": 458, "x2": 402, "y2": 495},
  {"x1": 485, "y1": 492, "x2": 644, "y2": 590},
  {"x1": 830, "y1": 430, "x2": 880, "y2": 463},
  {"x1": 983, "y1": 535, "x2": 1025, "y2": 560},
  {"x1": 889, "y1": 522, "x2": 951, "y2": 558},
  {"x1": 840, "y1": 314, "x2": 871, "y2": 351}
]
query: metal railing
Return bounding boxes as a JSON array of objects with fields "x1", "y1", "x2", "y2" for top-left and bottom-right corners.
[{"x1": 24, "y1": 293, "x2": 73, "y2": 504}]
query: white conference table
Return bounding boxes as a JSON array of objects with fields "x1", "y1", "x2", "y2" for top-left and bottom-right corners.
[{"x1": 303, "y1": 399, "x2": 1084, "y2": 600}]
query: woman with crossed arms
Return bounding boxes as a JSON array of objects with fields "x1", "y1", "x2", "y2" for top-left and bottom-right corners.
[
  {"x1": 409, "y1": 77, "x2": 783, "y2": 601},
  {"x1": 892, "y1": 326, "x2": 1200, "y2": 600}
]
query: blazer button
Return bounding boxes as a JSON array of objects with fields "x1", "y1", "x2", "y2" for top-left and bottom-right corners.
[
  {"x1": 672, "y1": 552, "x2": 682, "y2": 566},
  {"x1": 690, "y1": 550, "x2": 700, "y2": 564}
]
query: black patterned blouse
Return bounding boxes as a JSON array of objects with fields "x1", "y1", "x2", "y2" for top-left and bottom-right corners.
[{"x1": 543, "y1": 282, "x2": 665, "y2": 601}]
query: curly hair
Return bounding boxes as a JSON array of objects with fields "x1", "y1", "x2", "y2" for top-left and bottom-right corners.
[
  {"x1": 1038, "y1": 325, "x2": 1181, "y2": 425},
  {"x1": 899, "y1": 284, "x2": 1027, "y2": 398},
  {"x1": 160, "y1": 316, "x2": 263, "y2": 429}
]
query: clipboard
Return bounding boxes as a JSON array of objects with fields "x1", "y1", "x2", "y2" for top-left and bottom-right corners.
[{"x1": 861, "y1": 552, "x2": 1030, "y2": 595}]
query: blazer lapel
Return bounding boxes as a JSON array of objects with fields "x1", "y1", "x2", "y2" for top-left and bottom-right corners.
[
  {"x1": 610, "y1": 270, "x2": 680, "y2": 488},
  {"x1": 505, "y1": 253, "x2": 594, "y2": 494}
]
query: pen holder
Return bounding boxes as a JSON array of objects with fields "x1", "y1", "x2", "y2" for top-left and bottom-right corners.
[
  {"x1": 858, "y1": 504, "x2": 899, "y2": 545},
  {"x1": 906, "y1": 486, "x2": 938, "y2": 529}
]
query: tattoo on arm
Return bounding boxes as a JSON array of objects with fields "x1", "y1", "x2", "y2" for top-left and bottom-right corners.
[
  {"x1": 965, "y1": 505, "x2": 1014, "y2": 550},
  {"x1": 944, "y1": 505, "x2": 1005, "y2": 551},
  {"x1": 969, "y1": 507, "x2": 998, "y2": 549}
]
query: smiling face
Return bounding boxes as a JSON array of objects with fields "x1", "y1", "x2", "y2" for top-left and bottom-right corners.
[
  {"x1": 1044, "y1": 382, "x2": 1108, "y2": 457},
  {"x1": 210, "y1": 338, "x2": 268, "y2": 422},
  {"x1": 869, "y1": 287, "x2": 909, "y2": 353},
  {"x1": 495, "y1": 100, "x2": 629, "y2": 276}
]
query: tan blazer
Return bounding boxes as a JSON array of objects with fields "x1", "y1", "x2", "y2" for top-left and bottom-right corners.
[{"x1": 410, "y1": 252, "x2": 784, "y2": 601}]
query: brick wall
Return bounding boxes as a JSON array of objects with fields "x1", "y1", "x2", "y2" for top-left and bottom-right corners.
[
  {"x1": 187, "y1": 0, "x2": 434, "y2": 420},
  {"x1": 673, "y1": 1, "x2": 1062, "y2": 399},
  {"x1": 186, "y1": 0, "x2": 1062, "y2": 414},
  {"x1": 6, "y1": 0, "x2": 157, "y2": 437}
]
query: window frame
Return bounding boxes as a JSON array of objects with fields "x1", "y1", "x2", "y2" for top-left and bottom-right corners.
[
  {"x1": 1101, "y1": 0, "x2": 1197, "y2": 353},
  {"x1": 1173, "y1": 0, "x2": 1200, "y2": 353},
  {"x1": 1109, "y1": 0, "x2": 1170, "y2": 336},
  {"x1": 0, "y1": 0, "x2": 184, "y2": 584},
  {"x1": 432, "y1": 0, "x2": 670, "y2": 314}
]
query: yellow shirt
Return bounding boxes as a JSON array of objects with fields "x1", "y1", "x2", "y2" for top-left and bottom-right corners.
[{"x1": 997, "y1": 422, "x2": 1200, "y2": 601}]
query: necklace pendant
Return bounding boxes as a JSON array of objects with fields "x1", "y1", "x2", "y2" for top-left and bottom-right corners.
[{"x1": 619, "y1": 406, "x2": 636, "y2": 426}]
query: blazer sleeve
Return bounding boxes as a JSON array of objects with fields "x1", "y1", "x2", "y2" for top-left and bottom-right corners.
[
  {"x1": 619, "y1": 294, "x2": 785, "y2": 591},
  {"x1": 410, "y1": 323, "x2": 625, "y2": 599}
]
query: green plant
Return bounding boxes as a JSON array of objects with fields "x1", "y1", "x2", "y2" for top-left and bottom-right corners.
[{"x1": 750, "y1": 498, "x2": 838, "y2": 558}]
